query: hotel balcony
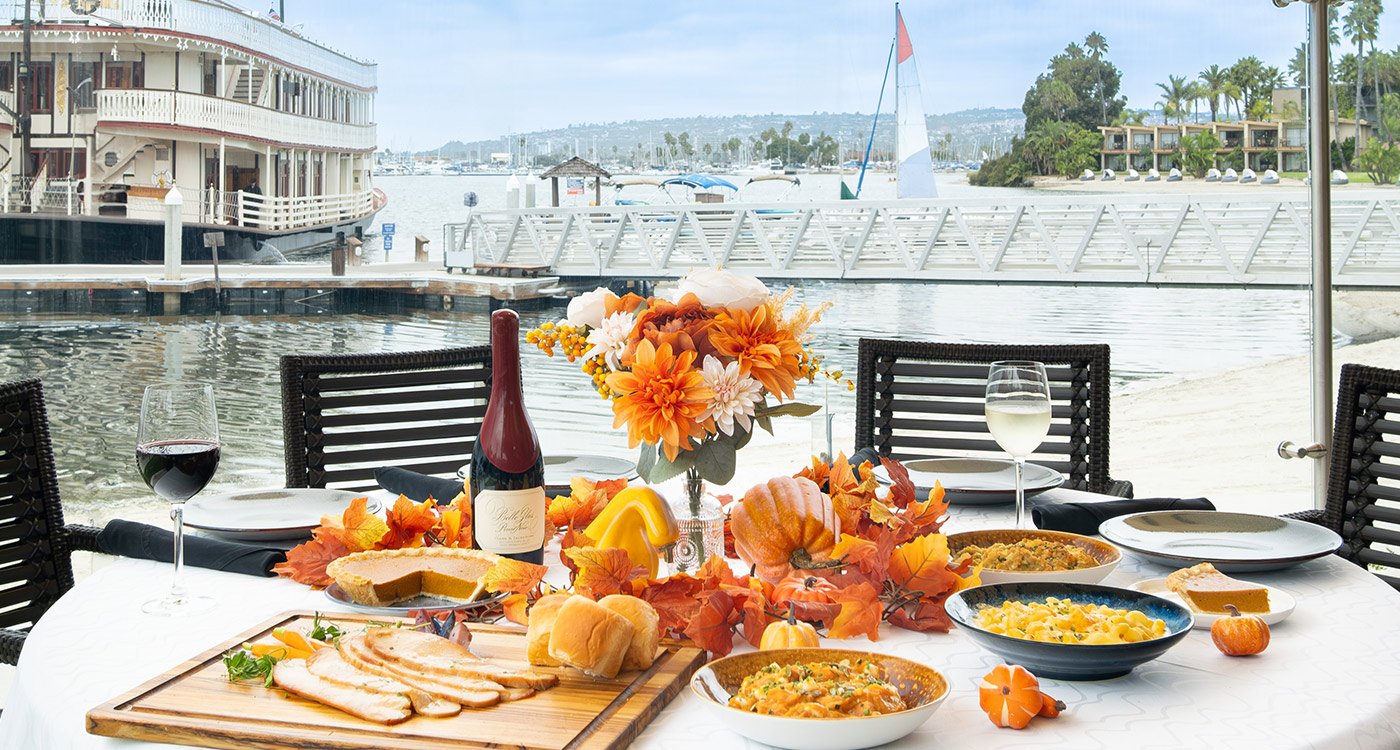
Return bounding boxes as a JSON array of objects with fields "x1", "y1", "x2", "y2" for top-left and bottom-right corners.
[
  {"x1": 6, "y1": 0, "x2": 375, "y2": 90},
  {"x1": 96, "y1": 89, "x2": 376, "y2": 152}
]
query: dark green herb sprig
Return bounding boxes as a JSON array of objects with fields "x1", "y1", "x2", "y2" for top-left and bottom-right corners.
[
  {"x1": 223, "y1": 648, "x2": 280, "y2": 687},
  {"x1": 309, "y1": 612, "x2": 345, "y2": 644}
]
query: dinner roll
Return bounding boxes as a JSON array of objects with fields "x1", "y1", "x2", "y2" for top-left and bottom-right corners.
[
  {"x1": 599, "y1": 594, "x2": 661, "y2": 671},
  {"x1": 547, "y1": 596, "x2": 635, "y2": 679},
  {"x1": 525, "y1": 593, "x2": 571, "y2": 666}
]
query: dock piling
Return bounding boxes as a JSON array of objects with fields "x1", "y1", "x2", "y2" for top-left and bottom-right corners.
[
  {"x1": 415, "y1": 234, "x2": 429, "y2": 263},
  {"x1": 163, "y1": 187, "x2": 184, "y2": 281},
  {"x1": 331, "y1": 232, "x2": 346, "y2": 276},
  {"x1": 347, "y1": 236, "x2": 363, "y2": 267}
]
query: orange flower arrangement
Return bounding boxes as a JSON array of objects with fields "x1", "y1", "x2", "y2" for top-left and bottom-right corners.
[{"x1": 606, "y1": 340, "x2": 712, "y2": 461}]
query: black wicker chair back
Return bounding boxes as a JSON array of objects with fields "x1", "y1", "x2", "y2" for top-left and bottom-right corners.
[
  {"x1": 0, "y1": 379, "x2": 101, "y2": 666},
  {"x1": 1327, "y1": 363, "x2": 1400, "y2": 590},
  {"x1": 281, "y1": 347, "x2": 492, "y2": 492},
  {"x1": 855, "y1": 340, "x2": 1129, "y2": 496}
]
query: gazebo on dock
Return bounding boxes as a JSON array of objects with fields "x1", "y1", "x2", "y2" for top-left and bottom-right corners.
[{"x1": 539, "y1": 157, "x2": 611, "y2": 207}]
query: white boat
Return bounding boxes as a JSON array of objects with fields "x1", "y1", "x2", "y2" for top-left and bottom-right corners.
[
  {"x1": 845, "y1": 4, "x2": 937, "y2": 199},
  {"x1": 0, "y1": 0, "x2": 381, "y2": 263}
]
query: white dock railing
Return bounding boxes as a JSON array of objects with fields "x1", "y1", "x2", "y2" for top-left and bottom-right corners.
[
  {"x1": 97, "y1": 90, "x2": 375, "y2": 152},
  {"x1": 13, "y1": 0, "x2": 375, "y2": 89},
  {"x1": 444, "y1": 194, "x2": 1400, "y2": 286}
]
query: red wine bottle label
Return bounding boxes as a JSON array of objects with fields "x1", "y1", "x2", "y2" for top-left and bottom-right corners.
[{"x1": 473, "y1": 487, "x2": 546, "y2": 554}]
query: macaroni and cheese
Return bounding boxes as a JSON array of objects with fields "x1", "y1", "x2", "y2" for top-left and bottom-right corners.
[{"x1": 974, "y1": 597, "x2": 1167, "y2": 644}]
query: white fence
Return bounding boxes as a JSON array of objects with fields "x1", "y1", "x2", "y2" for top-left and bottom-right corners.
[
  {"x1": 13, "y1": 0, "x2": 374, "y2": 89},
  {"x1": 444, "y1": 194, "x2": 1400, "y2": 286},
  {"x1": 97, "y1": 89, "x2": 375, "y2": 152}
]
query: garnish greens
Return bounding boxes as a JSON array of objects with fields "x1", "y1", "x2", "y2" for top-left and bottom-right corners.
[
  {"x1": 309, "y1": 612, "x2": 344, "y2": 644},
  {"x1": 223, "y1": 648, "x2": 280, "y2": 687}
]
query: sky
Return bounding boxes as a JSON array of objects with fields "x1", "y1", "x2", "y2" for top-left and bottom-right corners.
[{"x1": 253, "y1": 1, "x2": 1400, "y2": 150}]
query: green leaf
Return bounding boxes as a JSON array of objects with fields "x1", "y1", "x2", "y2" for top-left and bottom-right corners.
[
  {"x1": 637, "y1": 442, "x2": 657, "y2": 480},
  {"x1": 756, "y1": 401, "x2": 822, "y2": 419},
  {"x1": 733, "y1": 423, "x2": 755, "y2": 450},
  {"x1": 692, "y1": 439, "x2": 737, "y2": 485},
  {"x1": 756, "y1": 415, "x2": 774, "y2": 435},
  {"x1": 644, "y1": 444, "x2": 695, "y2": 484}
]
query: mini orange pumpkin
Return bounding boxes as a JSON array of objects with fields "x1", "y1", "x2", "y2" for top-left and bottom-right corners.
[
  {"x1": 978, "y1": 664, "x2": 1063, "y2": 729},
  {"x1": 731, "y1": 476, "x2": 840, "y2": 582},
  {"x1": 1211, "y1": 605, "x2": 1270, "y2": 656},
  {"x1": 759, "y1": 605, "x2": 821, "y2": 650},
  {"x1": 772, "y1": 574, "x2": 839, "y2": 605}
]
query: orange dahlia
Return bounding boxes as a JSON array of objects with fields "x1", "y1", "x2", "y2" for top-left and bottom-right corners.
[
  {"x1": 710, "y1": 302, "x2": 806, "y2": 400},
  {"x1": 624, "y1": 292, "x2": 720, "y2": 364},
  {"x1": 605, "y1": 340, "x2": 713, "y2": 461}
]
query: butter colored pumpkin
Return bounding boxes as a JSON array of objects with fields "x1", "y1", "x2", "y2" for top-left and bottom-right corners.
[
  {"x1": 1211, "y1": 604, "x2": 1270, "y2": 656},
  {"x1": 731, "y1": 476, "x2": 840, "y2": 582},
  {"x1": 759, "y1": 606, "x2": 821, "y2": 650},
  {"x1": 584, "y1": 487, "x2": 679, "y2": 578},
  {"x1": 978, "y1": 664, "x2": 1063, "y2": 730}
]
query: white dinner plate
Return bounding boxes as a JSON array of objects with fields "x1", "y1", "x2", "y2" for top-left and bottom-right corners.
[
  {"x1": 1099, "y1": 511, "x2": 1342, "y2": 572},
  {"x1": 1129, "y1": 577, "x2": 1296, "y2": 629},
  {"x1": 873, "y1": 458, "x2": 1065, "y2": 505},
  {"x1": 323, "y1": 584, "x2": 507, "y2": 616},
  {"x1": 456, "y1": 453, "x2": 638, "y2": 487},
  {"x1": 184, "y1": 488, "x2": 377, "y2": 542}
]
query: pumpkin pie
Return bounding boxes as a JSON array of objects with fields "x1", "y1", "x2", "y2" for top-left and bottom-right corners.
[
  {"x1": 327, "y1": 547, "x2": 500, "y2": 608},
  {"x1": 1166, "y1": 562, "x2": 1270, "y2": 614}
]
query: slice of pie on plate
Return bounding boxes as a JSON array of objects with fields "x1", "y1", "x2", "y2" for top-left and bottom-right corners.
[
  {"x1": 326, "y1": 547, "x2": 500, "y2": 608},
  {"x1": 1166, "y1": 562, "x2": 1270, "y2": 614}
]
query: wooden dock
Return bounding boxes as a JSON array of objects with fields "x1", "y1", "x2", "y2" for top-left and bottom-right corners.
[{"x1": 0, "y1": 261, "x2": 564, "y2": 301}]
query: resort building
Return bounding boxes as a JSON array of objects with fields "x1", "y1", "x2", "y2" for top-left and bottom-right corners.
[{"x1": 0, "y1": 0, "x2": 382, "y2": 263}]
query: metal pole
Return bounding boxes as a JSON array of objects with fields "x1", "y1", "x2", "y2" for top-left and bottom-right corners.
[
  {"x1": 18, "y1": 0, "x2": 32, "y2": 188},
  {"x1": 1307, "y1": 0, "x2": 1334, "y2": 510}
]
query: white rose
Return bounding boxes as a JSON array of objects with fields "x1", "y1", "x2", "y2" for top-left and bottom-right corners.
[
  {"x1": 564, "y1": 287, "x2": 618, "y2": 329},
  {"x1": 674, "y1": 268, "x2": 769, "y2": 311}
]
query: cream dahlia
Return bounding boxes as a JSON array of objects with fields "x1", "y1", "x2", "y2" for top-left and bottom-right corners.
[
  {"x1": 698, "y1": 355, "x2": 763, "y2": 436},
  {"x1": 584, "y1": 311, "x2": 634, "y2": 369}
]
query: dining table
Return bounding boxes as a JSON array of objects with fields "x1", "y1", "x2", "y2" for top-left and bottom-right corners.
[{"x1": 3, "y1": 485, "x2": 1399, "y2": 750}]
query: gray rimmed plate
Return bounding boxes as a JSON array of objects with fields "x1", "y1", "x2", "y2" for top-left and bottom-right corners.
[
  {"x1": 456, "y1": 453, "x2": 637, "y2": 488},
  {"x1": 1099, "y1": 510, "x2": 1342, "y2": 572},
  {"x1": 184, "y1": 488, "x2": 377, "y2": 542},
  {"x1": 874, "y1": 458, "x2": 1064, "y2": 505},
  {"x1": 322, "y1": 584, "x2": 508, "y2": 616}
]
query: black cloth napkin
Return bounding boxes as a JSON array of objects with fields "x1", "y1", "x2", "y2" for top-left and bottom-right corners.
[
  {"x1": 97, "y1": 520, "x2": 286, "y2": 577},
  {"x1": 375, "y1": 466, "x2": 465, "y2": 504},
  {"x1": 1032, "y1": 497, "x2": 1217, "y2": 536}
]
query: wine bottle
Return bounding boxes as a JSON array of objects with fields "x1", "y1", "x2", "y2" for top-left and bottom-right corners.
[{"x1": 471, "y1": 308, "x2": 546, "y2": 564}]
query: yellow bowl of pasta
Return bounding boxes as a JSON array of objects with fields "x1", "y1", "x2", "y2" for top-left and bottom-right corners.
[{"x1": 946, "y1": 582, "x2": 1194, "y2": 680}]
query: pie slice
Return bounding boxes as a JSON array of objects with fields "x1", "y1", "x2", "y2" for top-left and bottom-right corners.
[
  {"x1": 326, "y1": 547, "x2": 499, "y2": 608},
  {"x1": 1166, "y1": 562, "x2": 1270, "y2": 614}
]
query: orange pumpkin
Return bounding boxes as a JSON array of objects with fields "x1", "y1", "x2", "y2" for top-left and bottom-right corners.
[
  {"x1": 731, "y1": 476, "x2": 840, "y2": 582},
  {"x1": 978, "y1": 664, "x2": 1063, "y2": 729},
  {"x1": 1211, "y1": 605, "x2": 1270, "y2": 656},
  {"x1": 772, "y1": 574, "x2": 839, "y2": 605},
  {"x1": 759, "y1": 606, "x2": 821, "y2": 650}
]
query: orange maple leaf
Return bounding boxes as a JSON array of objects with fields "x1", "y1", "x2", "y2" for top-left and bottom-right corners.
[
  {"x1": 830, "y1": 533, "x2": 879, "y2": 571},
  {"x1": 501, "y1": 593, "x2": 530, "y2": 625},
  {"x1": 734, "y1": 577, "x2": 779, "y2": 648},
  {"x1": 697, "y1": 554, "x2": 740, "y2": 590},
  {"x1": 877, "y1": 456, "x2": 917, "y2": 508},
  {"x1": 826, "y1": 581, "x2": 881, "y2": 641},
  {"x1": 436, "y1": 491, "x2": 473, "y2": 548},
  {"x1": 634, "y1": 574, "x2": 703, "y2": 635},
  {"x1": 683, "y1": 589, "x2": 739, "y2": 656},
  {"x1": 794, "y1": 455, "x2": 832, "y2": 490},
  {"x1": 333, "y1": 497, "x2": 389, "y2": 551},
  {"x1": 887, "y1": 533, "x2": 960, "y2": 598},
  {"x1": 480, "y1": 557, "x2": 549, "y2": 595},
  {"x1": 377, "y1": 495, "x2": 438, "y2": 549},
  {"x1": 272, "y1": 527, "x2": 349, "y2": 587},
  {"x1": 827, "y1": 452, "x2": 860, "y2": 495},
  {"x1": 567, "y1": 546, "x2": 646, "y2": 598},
  {"x1": 904, "y1": 483, "x2": 949, "y2": 533},
  {"x1": 887, "y1": 598, "x2": 954, "y2": 633}
]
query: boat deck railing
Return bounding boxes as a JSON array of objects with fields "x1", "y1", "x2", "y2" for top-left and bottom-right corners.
[{"x1": 444, "y1": 194, "x2": 1400, "y2": 286}]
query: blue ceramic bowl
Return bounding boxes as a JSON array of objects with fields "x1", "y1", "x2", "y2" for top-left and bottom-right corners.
[{"x1": 946, "y1": 582, "x2": 1194, "y2": 681}]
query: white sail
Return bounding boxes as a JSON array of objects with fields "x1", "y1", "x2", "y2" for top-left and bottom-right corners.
[{"x1": 895, "y1": 6, "x2": 937, "y2": 198}]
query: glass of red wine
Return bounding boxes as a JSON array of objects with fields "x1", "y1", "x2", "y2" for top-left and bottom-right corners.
[{"x1": 136, "y1": 383, "x2": 221, "y2": 616}]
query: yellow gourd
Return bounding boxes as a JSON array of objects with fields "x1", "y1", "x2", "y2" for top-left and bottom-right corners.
[
  {"x1": 585, "y1": 487, "x2": 679, "y2": 578},
  {"x1": 759, "y1": 605, "x2": 821, "y2": 650}
]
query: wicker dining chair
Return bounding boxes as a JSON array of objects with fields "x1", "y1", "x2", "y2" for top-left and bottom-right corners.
[
  {"x1": 855, "y1": 340, "x2": 1132, "y2": 497},
  {"x1": 0, "y1": 379, "x2": 101, "y2": 666},
  {"x1": 1285, "y1": 364, "x2": 1400, "y2": 590},
  {"x1": 281, "y1": 347, "x2": 493, "y2": 492}
]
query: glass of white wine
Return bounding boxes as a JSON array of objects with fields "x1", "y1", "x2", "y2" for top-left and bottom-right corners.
[{"x1": 985, "y1": 361, "x2": 1052, "y2": 529}]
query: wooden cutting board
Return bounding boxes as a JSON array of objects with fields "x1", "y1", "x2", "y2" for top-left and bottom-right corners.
[{"x1": 86, "y1": 609, "x2": 708, "y2": 750}]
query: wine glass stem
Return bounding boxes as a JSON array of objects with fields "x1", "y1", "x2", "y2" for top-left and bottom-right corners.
[
  {"x1": 1013, "y1": 457, "x2": 1026, "y2": 530},
  {"x1": 169, "y1": 503, "x2": 186, "y2": 601}
]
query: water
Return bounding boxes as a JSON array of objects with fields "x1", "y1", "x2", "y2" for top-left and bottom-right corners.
[{"x1": 0, "y1": 175, "x2": 1324, "y2": 522}]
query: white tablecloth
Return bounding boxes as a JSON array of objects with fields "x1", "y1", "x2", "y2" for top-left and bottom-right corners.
[{"x1": 4, "y1": 488, "x2": 1400, "y2": 749}]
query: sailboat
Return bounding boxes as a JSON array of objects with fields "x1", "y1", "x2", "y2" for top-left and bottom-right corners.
[{"x1": 845, "y1": 3, "x2": 938, "y2": 199}]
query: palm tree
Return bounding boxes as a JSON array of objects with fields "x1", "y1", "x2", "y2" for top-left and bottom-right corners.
[
  {"x1": 1063, "y1": 42, "x2": 1085, "y2": 60},
  {"x1": 1289, "y1": 43, "x2": 1308, "y2": 87},
  {"x1": 1157, "y1": 75, "x2": 1191, "y2": 125},
  {"x1": 1344, "y1": 0, "x2": 1380, "y2": 153},
  {"x1": 1200, "y1": 64, "x2": 1230, "y2": 122},
  {"x1": 1085, "y1": 31, "x2": 1109, "y2": 125}
]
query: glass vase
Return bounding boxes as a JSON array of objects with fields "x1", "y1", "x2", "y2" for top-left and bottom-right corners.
[{"x1": 667, "y1": 468, "x2": 724, "y2": 573}]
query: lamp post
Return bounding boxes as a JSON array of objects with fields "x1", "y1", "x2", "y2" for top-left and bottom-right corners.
[
  {"x1": 65, "y1": 77, "x2": 93, "y2": 215},
  {"x1": 1273, "y1": 0, "x2": 1342, "y2": 510}
]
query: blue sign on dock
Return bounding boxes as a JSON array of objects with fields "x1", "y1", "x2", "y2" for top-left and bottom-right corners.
[
  {"x1": 384, "y1": 236, "x2": 394, "y2": 251},
  {"x1": 382, "y1": 223, "x2": 396, "y2": 235}
]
